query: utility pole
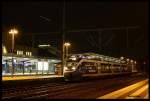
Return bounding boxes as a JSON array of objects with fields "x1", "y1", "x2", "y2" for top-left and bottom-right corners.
[
  {"x1": 62, "y1": 0, "x2": 66, "y2": 75},
  {"x1": 9, "y1": 29, "x2": 18, "y2": 77}
]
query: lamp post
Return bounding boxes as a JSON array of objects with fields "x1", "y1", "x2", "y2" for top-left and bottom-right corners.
[
  {"x1": 120, "y1": 57, "x2": 124, "y2": 72},
  {"x1": 62, "y1": 0, "x2": 66, "y2": 76},
  {"x1": 9, "y1": 28, "x2": 18, "y2": 77},
  {"x1": 126, "y1": 58, "x2": 129, "y2": 71},
  {"x1": 130, "y1": 59, "x2": 133, "y2": 72},
  {"x1": 64, "y1": 42, "x2": 70, "y2": 67}
]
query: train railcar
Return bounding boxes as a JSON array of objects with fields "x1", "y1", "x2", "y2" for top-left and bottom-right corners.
[{"x1": 63, "y1": 53, "x2": 137, "y2": 81}]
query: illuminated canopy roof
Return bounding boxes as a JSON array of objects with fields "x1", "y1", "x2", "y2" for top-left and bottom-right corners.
[{"x1": 69, "y1": 52, "x2": 127, "y2": 64}]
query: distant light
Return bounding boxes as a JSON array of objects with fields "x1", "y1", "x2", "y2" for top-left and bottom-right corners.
[
  {"x1": 82, "y1": 56, "x2": 85, "y2": 59},
  {"x1": 26, "y1": 52, "x2": 30, "y2": 56},
  {"x1": 115, "y1": 59, "x2": 120, "y2": 63},
  {"x1": 38, "y1": 44, "x2": 51, "y2": 47},
  {"x1": 13, "y1": 59, "x2": 17, "y2": 63},
  {"x1": 30, "y1": 52, "x2": 32, "y2": 56},
  {"x1": 6, "y1": 56, "x2": 12, "y2": 59},
  {"x1": 134, "y1": 61, "x2": 136, "y2": 64},
  {"x1": 96, "y1": 56, "x2": 99, "y2": 58},
  {"x1": 51, "y1": 60, "x2": 55, "y2": 62},
  {"x1": 23, "y1": 58, "x2": 29, "y2": 60},
  {"x1": 120, "y1": 56, "x2": 124, "y2": 60},
  {"x1": 130, "y1": 60, "x2": 133, "y2": 63},
  {"x1": 71, "y1": 55, "x2": 75, "y2": 57},
  {"x1": 122, "y1": 60, "x2": 126, "y2": 63},
  {"x1": 105, "y1": 58, "x2": 108, "y2": 60},
  {"x1": 64, "y1": 66, "x2": 68, "y2": 71},
  {"x1": 91, "y1": 56, "x2": 95, "y2": 58},
  {"x1": 87, "y1": 56, "x2": 91, "y2": 59},
  {"x1": 72, "y1": 67, "x2": 76, "y2": 70},
  {"x1": 127, "y1": 58, "x2": 129, "y2": 62},
  {"x1": 99, "y1": 57, "x2": 102, "y2": 59},
  {"x1": 79, "y1": 55, "x2": 82, "y2": 58},
  {"x1": 143, "y1": 62, "x2": 146, "y2": 64},
  {"x1": 71, "y1": 57, "x2": 76, "y2": 61},
  {"x1": 17, "y1": 51, "x2": 19, "y2": 55},
  {"x1": 3, "y1": 45, "x2": 7, "y2": 54},
  {"x1": 64, "y1": 42, "x2": 71, "y2": 47},
  {"x1": 17, "y1": 50, "x2": 24, "y2": 55},
  {"x1": 109, "y1": 58, "x2": 112, "y2": 61},
  {"x1": 112, "y1": 58, "x2": 115, "y2": 61}
]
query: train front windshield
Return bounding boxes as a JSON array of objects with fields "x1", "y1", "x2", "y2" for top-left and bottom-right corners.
[{"x1": 64, "y1": 60, "x2": 78, "y2": 71}]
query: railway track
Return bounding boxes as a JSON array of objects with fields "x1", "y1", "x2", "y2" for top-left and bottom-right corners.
[
  {"x1": 2, "y1": 82, "x2": 67, "y2": 99},
  {"x1": 2, "y1": 74, "x2": 147, "y2": 99},
  {"x1": 3, "y1": 81, "x2": 92, "y2": 99}
]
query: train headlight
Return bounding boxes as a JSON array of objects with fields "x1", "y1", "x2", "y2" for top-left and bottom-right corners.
[
  {"x1": 64, "y1": 66, "x2": 68, "y2": 71},
  {"x1": 72, "y1": 66, "x2": 76, "y2": 70}
]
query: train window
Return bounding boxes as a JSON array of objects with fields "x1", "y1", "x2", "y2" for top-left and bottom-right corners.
[
  {"x1": 106, "y1": 65, "x2": 109, "y2": 69},
  {"x1": 101, "y1": 63, "x2": 107, "y2": 70},
  {"x1": 78, "y1": 62, "x2": 98, "y2": 73}
]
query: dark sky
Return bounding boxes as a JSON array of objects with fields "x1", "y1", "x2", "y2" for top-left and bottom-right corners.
[{"x1": 2, "y1": 1, "x2": 148, "y2": 60}]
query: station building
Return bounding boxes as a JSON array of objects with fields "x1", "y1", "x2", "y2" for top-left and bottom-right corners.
[{"x1": 2, "y1": 44, "x2": 61, "y2": 76}]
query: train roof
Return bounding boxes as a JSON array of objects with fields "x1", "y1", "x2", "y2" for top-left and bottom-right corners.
[{"x1": 68, "y1": 52, "x2": 126, "y2": 64}]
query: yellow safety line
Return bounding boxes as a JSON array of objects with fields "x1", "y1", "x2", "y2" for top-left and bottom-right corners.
[
  {"x1": 2, "y1": 76, "x2": 39, "y2": 81},
  {"x1": 127, "y1": 84, "x2": 148, "y2": 97},
  {"x1": 97, "y1": 79, "x2": 148, "y2": 99}
]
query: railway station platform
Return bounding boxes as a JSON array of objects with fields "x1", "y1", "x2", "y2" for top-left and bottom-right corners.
[
  {"x1": 2, "y1": 75, "x2": 63, "y2": 81},
  {"x1": 97, "y1": 79, "x2": 149, "y2": 99}
]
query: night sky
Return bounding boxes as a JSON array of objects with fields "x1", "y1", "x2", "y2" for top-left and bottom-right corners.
[{"x1": 2, "y1": 1, "x2": 148, "y2": 61}]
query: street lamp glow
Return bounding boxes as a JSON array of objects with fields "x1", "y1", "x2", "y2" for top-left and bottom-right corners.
[
  {"x1": 64, "y1": 42, "x2": 71, "y2": 47},
  {"x1": 134, "y1": 61, "x2": 137, "y2": 64},
  {"x1": 9, "y1": 29, "x2": 18, "y2": 35},
  {"x1": 130, "y1": 60, "x2": 133, "y2": 63},
  {"x1": 126, "y1": 58, "x2": 129, "y2": 62}
]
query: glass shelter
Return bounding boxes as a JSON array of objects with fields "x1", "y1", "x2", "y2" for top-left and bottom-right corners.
[{"x1": 2, "y1": 55, "x2": 61, "y2": 75}]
